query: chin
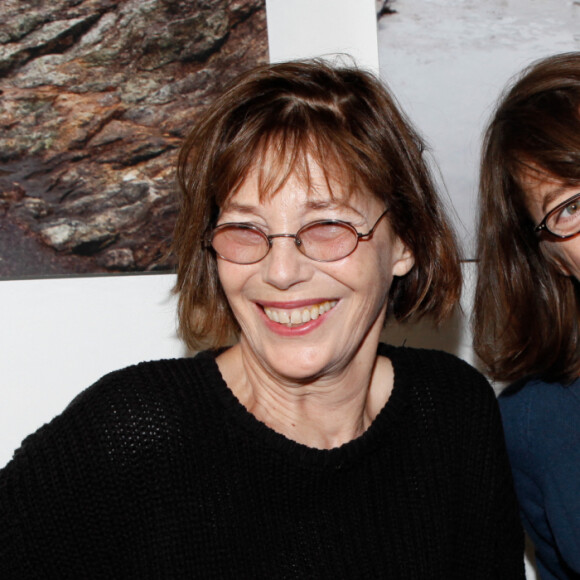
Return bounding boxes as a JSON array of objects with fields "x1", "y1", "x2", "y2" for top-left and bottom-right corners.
[{"x1": 262, "y1": 342, "x2": 336, "y2": 381}]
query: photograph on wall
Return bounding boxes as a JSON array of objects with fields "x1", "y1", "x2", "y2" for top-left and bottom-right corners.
[
  {"x1": 0, "y1": 0, "x2": 268, "y2": 280},
  {"x1": 377, "y1": 0, "x2": 579, "y2": 257}
]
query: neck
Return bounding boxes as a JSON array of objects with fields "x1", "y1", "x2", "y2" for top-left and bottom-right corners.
[{"x1": 216, "y1": 342, "x2": 393, "y2": 449}]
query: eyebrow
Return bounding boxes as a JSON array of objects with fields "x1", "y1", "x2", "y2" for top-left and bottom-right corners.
[
  {"x1": 219, "y1": 202, "x2": 260, "y2": 215},
  {"x1": 303, "y1": 199, "x2": 364, "y2": 215},
  {"x1": 221, "y1": 199, "x2": 365, "y2": 217}
]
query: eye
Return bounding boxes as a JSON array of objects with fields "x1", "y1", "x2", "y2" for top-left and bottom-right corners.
[
  {"x1": 211, "y1": 224, "x2": 266, "y2": 251},
  {"x1": 299, "y1": 221, "x2": 355, "y2": 243},
  {"x1": 553, "y1": 198, "x2": 580, "y2": 224},
  {"x1": 226, "y1": 225, "x2": 265, "y2": 245},
  {"x1": 547, "y1": 194, "x2": 580, "y2": 236},
  {"x1": 561, "y1": 201, "x2": 580, "y2": 218}
]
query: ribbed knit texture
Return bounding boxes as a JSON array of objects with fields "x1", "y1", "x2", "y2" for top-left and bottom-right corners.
[{"x1": 0, "y1": 344, "x2": 524, "y2": 579}]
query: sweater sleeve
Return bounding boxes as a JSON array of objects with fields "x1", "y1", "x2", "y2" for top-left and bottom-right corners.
[
  {"x1": 483, "y1": 389, "x2": 527, "y2": 579},
  {"x1": 0, "y1": 361, "x2": 187, "y2": 579},
  {"x1": 413, "y1": 349, "x2": 525, "y2": 578},
  {"x1": 458, "y1": 366, "x2": 525, "y2": 578}
]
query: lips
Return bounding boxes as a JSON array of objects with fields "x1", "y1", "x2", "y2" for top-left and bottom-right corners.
[{"x1": 262, "y1": 300, "x2": 338, "y2": 327}]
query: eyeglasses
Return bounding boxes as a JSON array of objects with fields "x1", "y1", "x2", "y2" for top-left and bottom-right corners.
[
  {"x1": 206, "y1": 210, "x2": 389, "y2": 264},
  {"x1": 534, "y1": 192, "x2": 580, "y2": 239}
]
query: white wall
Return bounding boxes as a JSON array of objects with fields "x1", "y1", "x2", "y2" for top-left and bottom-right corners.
[{"x1": 0, "y1": 274, "x2": 183, "y2": 467}]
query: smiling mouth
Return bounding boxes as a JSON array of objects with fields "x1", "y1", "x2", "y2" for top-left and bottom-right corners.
[{"x1": 263, "y1": 300, "x2": 338, "y2": 328}]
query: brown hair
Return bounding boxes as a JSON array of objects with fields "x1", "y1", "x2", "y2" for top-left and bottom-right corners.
[
  {"x1": 473, "y1": 52, "x2": 580, "y2": 383},
  {"x1": 173, "y1": 59, "x2": 461, "y2": 351}
]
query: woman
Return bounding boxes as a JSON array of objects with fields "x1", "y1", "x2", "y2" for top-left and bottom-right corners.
[
  {"x1": 1, "y1": 60, "x2": 523, "y2": 578},
  {"x1": 474, "y1": 52, "x2": 580, "y2": 579}
]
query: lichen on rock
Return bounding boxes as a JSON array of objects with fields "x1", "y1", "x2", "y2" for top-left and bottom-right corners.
[{"x1": 0, "y1": 0, "x2": 268, "y2": 278}]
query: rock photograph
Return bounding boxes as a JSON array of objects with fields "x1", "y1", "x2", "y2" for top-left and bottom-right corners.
[{"x1": 0, "y1": 0, "x2": 268, "y2": 279}]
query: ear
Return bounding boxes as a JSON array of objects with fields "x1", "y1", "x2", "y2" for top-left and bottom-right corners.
[
  {"x1": 539, "y1": 240, "x2": 572, "y2": 277},
  {"x1": 392, "y1": 239, "x2": 415, "y2": 277}
]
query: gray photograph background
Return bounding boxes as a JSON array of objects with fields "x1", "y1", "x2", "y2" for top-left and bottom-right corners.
[{"x1": 378, "y1": 0, "x2": 580, "y2": 257}]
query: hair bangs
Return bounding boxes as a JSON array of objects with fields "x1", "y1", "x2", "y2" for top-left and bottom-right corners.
[
  {"x1": 225, "y1": 124, "x2": 365, "y2": 208},
  {"x1": 503, "y1": 92, "x2": 580, "y2": 187}
]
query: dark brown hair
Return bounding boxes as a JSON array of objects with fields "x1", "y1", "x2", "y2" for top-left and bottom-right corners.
[
  {"x1": 473, "y1": 52, "x2": 580, "y2": 383},
  {"x1": 173, "y1": 59, "x2": 461, "y2": 350}
]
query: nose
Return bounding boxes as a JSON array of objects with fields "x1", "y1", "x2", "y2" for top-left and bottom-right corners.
[{"x1": 261, "y1": 235, "x2": 311, "y2": 290}]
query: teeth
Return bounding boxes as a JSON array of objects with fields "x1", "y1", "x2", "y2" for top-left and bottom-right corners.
[
  {"x1": 263, "y1": 301, "x2": 337, "y2": 327},
  {"x1": 290, "y1": 310, "x2": 302, "y2": 325}
]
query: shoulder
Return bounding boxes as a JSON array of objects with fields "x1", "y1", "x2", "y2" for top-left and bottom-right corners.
[
  {"x1": 10, "y1": 352, "x2": 223, "y2": 467},
  {"x1": 499, "y1": 376, "x2": 580, "y2": 433},
  {"x1": 68, "y1": 350, "x2": 221, "y2": 414},
  {"x1": 383, "y1": 343, "x2": 495, "y2": 401},
  {"x1": 63, "y1": 357, "x2": 197, "y2": 424},
  {"x1": 382, "y1": 343, "x2": 500, "y2": 438},
  {"x1": 499, "y1": 376, "x2": 580, "y2": 461},
  {"x1": 381, "y1": 346, "x2": 515, "y2": 491},
  {"x1": 499, "y1": 376, "x2": 580, "y2": 413}
]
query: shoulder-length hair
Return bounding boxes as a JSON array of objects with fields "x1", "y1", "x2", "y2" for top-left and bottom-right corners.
[
  {"x1": 173, "y1": 59, "x2": 461, "y2": 351},
  {"x1": 473, "y1": 52, "x2": 580, "y2": 383}
]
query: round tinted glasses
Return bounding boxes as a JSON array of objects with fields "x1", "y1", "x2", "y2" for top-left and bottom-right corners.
[{"x1": 206, "y1": 210, "x2": 389, "y2": 264}]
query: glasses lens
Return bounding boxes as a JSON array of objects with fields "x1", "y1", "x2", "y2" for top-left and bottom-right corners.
[
  {"x1": 211, "y1": 225, "x2": 269, "y2": 264},
  {"x1": 547, "y1": 195, "x2": 580, "y2": 237},
  {"x1": 298, "y1": 221, "x2": 358, "y2": 261}
]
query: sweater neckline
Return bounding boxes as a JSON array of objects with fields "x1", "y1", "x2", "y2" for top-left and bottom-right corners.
[{"x1": 195, "y1": 343, "x2": 411, "y2": 468}]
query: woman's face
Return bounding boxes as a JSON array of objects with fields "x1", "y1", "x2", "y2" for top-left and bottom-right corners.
[
  {"x1": 523, "y1": 170, "x2": 580, "y2": 279},
  {"x1": 215, "y1": 162, "x2": 414, "y2": 383}
]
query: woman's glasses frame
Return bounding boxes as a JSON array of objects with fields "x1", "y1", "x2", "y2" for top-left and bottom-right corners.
[
  {"x1": 534, "y1": 192, "x2": 580, "y2": 239},
  {"x1": 206, "y1": 209, "x2": 389, "y2": 264}
]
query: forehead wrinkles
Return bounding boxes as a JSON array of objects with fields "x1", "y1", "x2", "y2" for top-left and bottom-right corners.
[{"x1": 225, "y1": 139, "x2": 362, "y2": 207}]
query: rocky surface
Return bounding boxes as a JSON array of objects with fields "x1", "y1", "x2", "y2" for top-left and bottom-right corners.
[{"x1": 0, "y1": 0, "x2": 268, "y2": 278}]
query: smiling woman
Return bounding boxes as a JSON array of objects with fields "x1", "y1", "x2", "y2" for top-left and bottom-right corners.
[{"x1": 0, "y1": 59, "x2": 524, "y2": 578}]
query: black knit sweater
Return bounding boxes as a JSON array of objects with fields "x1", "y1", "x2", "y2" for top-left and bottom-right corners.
[{"x1": 0, "y1": 344, "x2": 524, "y2": 579}]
